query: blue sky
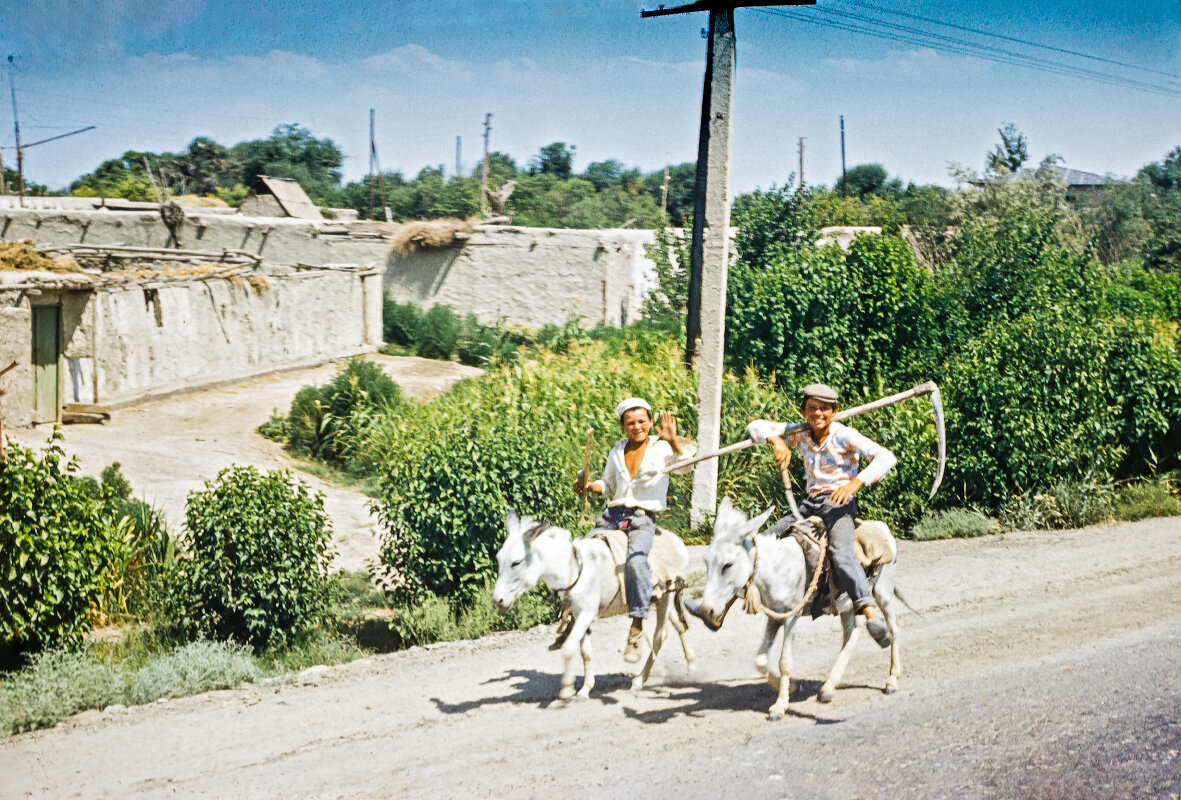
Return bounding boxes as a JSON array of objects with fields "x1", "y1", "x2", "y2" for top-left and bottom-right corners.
[{"x1": 3, "y1": 0, "x2": 1179, "y2": 193}]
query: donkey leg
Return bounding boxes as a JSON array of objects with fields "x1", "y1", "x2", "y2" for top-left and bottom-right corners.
[
  {"x1": 669, "y1": 589, "x2": 697, "y2": 671},
  {"x1": 559, "y1": 612, "x2": 595, "y2": 701},
  {"x1": 634, "y1": 594, "x2": 670, "y2": 692},
  {"x1": 576, "y1": 628, "x2": 595, "y2": 700},
  {"x1": 818, "y1": 609, "x2": 861, "y2": 703},
  {"x1": 876, "y1": 568, "x2": 902, "y2": 694},
  {"x1": 754, "y1": 617, "x2": 782, "y2": 688},
  {"x1": 769, "y1": 616, "x2": 800, "y2": 720}
]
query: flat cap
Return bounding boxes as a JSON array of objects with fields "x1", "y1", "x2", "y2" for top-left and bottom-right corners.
[{"x1": 800, "y1": 383, "x2": 839, "y2": 404}]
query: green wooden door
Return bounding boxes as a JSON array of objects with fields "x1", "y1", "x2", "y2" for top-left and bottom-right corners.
[{"x1": 32, "y1": 305, "x2": 61, "y2": 423}]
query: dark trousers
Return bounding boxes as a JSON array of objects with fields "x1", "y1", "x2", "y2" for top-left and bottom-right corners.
[
  {"x1": 774, "y1": 494, "x2": 877, "y2": 612},
  {"x1": 593, "y1": 505, "x2": 655, "y2": 619}
]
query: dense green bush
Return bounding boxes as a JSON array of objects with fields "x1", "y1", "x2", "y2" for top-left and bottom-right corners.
[
  {"x1": 1, "y1": 433, "x2": 123, "y2": 659},
  {"x1": 169, "y1": 467, "x2": 336, "y2": 651},
  {"x1": 1111, "y1": 479, "x2": 1181, "y2": 521},
  {"x1": 287, "y1": 358, "x2": 404, "y2": 469}
]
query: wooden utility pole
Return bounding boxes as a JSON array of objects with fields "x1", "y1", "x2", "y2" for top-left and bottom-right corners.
[
  {"x1": 798, "y1": 136, "x2": 805, "y2": 185},
  {"x1": 480, "y1": 113, "x2": 492, "y2": 217},
  {"x1": 840, "y1": 115, "x2": 847, "y2": 195},
  {"x1": 367, "y1": 109, "x2": 389, "y2": 222},
  {"x1": 643, "y1": 0, "x2": 814, "y2": 524},
  {"x1": 660, "y1": 166, "x2": 671, "y2": 217},
  {"x1": 8, "y1": 57, "x2": 24, "y2": 207},
  {"x1": 455, "y1": 135, "x2": 462, "y2": 177}
]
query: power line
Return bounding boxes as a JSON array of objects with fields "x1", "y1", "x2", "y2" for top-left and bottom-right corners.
[
  {"x1": 812, "y1": 5, "x2": 1181, "y2": 95},
  {"x1": 853, "y1": 0, "x2": 1181, "y2": 83},
  {"x1": 754, "y1": 6, "x2": 1181, "y2": 97}
]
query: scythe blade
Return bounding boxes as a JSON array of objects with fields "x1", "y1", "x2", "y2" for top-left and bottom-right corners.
[{"x1": 929, "y1": 384, "x2": 947, "y2": 500}]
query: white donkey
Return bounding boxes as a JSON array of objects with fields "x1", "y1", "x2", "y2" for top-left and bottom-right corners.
[
  {"x1": 694, "y1": 498, "x2": 902, "y2": 719},
  {"x1": 492, "y1": 508, "x2": 696, "y2": 701}
]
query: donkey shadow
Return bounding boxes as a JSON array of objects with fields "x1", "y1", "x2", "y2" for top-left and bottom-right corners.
[{"x1": 431, "y1": 668, "x2": 865, "y2": 722}]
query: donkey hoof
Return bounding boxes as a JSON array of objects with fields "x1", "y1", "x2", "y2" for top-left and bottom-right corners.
[
  {"x1": 768, "y1": 711, "x2": 784, "y2": 722},
  {"x1": 559, "y1": 686, "x2": 575, "y2": 701},
  {"x1": 817, "y1": 689, "x2": 835, "y2": 704},
  {"x1": 884, "y1": 684, "x2": 898, "y2": 695},
  {"x1": 572, "y1": 692, "x2": 590, "y2": 703}
]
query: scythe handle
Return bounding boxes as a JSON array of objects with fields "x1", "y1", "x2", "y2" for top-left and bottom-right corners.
[{"x1": 662, "y1": 381, "x2": 940, "y2": 474}]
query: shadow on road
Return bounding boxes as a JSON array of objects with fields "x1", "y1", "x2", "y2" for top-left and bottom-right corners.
[{"x1": 431, "y1": 668, "x2": 865, "y2": 723}]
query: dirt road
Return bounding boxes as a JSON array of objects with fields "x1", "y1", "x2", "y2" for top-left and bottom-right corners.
[
  {"x1": 8, "y1": 355, "x2": 480, "y2": 572},
  {"x1": 5, "y1": 517, "x2": 1179, "y2": 799}
]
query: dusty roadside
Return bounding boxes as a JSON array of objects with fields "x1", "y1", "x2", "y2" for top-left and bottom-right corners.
[{"x1": 3, "y1": 517, "x2": 1178, "y2": 799}]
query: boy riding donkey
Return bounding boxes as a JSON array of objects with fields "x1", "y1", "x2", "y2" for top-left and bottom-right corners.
[
  {"x1": 744, "y1": 383, "x2": 898, "y2": 648},
  {"x1": 573, "y1": 398, "x2": 696, "y2": 663}
]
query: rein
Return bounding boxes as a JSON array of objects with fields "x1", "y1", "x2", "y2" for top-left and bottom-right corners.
[
  {"x1": 553, "y1": 548, "x2": 584, "y2": 594},
  {"x1": 741, "y1": 530, "x2": 828, "y2": 622}
]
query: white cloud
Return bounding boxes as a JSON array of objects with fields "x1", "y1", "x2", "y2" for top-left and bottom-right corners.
[
  {"x1": 362, "y1": 45, "x2": 472, "y2": 80},
  {"x1": 822, "y1": 48, "x2": 987, "y2": 82}
]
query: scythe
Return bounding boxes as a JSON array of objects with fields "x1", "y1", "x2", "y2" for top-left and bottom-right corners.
[{"x1": 666, "y1": 381, "x2": 948, "y2": 501}]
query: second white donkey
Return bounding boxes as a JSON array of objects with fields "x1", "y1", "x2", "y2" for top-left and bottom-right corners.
[{"x1": 492, "y1": 508, "x2": 696, "y2": 701}]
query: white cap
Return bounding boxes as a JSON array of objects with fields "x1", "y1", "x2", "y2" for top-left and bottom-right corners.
[{"x1": 614, "y1": 397, "x2": 651, "y2": 420}]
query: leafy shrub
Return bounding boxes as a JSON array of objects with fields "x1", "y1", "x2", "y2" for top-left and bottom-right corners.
[
  {"x1": 417, "y1": 304, "x2": 462, "y2": 360},
  {"x1": 287, "y1": 358, "x2": 404, "y2": 469},
  {"x1": 999, "y1": 481, "x2": 1113, "y2": 531},
  {"x1": 256, "y1": 412, "x2": 290, "y2": 443},
  {"x1": 0, "y1": 433, "x2": 122, "y2": 659},
  {"x1": 378, "y1": 582, "x2": 555, "y2": 651},
  {"x1": 121, "y1": 640, "x2": 259, "y2": 705},
  {"x1": 911, "y1": 509, "x2": 999, "y2": 541},
  {"x1": 169, "y1": 467, "x2": 336, "y2": 651},
  {"x1": 1111, "y1": 480, "x2": 1181, "y2": 521}
]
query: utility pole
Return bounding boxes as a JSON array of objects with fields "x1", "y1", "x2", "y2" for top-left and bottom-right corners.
[
  {"x1": 643, "y1": 0, "x2": 814, "y2": 525},
  {"x1": 480, "y1": 113, "x2": 492, "y2": 217},
  {"x1": 798, "y1": 136, "x2": 805, "y2": 185},
  {"x1": 839, "y1": 115, "x2": 847, "y2": 195},
  {"x1": 455, "y1": 135, "x2": 462, "y2": 177},
  {"x1": 367, "y1": 109, "x2": 389, "y2": 221},
  {"x1": 8, "y1": 56, "x2": 24, "y2": 207},
  {"x1": 660, "y1": 166, "x2": 670, "y2": 217}
]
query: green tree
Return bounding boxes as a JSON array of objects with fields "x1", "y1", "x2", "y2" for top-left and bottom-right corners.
[
  {"x1": 836, "y1": 163, "x2": 902, "y2": 199},
  {"x1": 986, "y1": 122, "x2": 1029, "y2": 174},
  {"x1": 531, "y1": 142, "x2": 576, "y2": 179}
]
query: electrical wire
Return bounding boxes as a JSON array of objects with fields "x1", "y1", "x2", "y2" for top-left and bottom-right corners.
[
  {"x1": 853, "y1": 0, "x2": 1181, "y2": 82},
  {"x1": 754, "y1": 6, "x2": 1181, "y2": 97}
]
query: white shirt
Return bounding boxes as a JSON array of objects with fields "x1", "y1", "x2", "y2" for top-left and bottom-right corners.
[{"x1": 600, "y1": 436, "x2": 697, "y2": 513}]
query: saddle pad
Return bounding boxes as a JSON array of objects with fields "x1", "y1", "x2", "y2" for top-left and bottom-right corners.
[
  {"x1": 854, "y1": 520, "x2": 895, "y2": 569},
  {"x1": 798, "y1": 516, "x2": 895, "y2": 569},
  {"x1": 589, "y1": 527, "x2": 686, "y2": 586}
]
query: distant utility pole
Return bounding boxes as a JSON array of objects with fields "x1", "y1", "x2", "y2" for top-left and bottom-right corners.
[
  {"x1": 8, "y1": 57, "x2": 23, "y2": 206},
  {"x1": 480, "y1": 113, "x2": 492, "y2": 217},
  {"x1": 367, "y1": 109, "x2": 389, "y2": 221},
  {"x1": 643, "y1": 0, "x2": 815, "y2": 525},
  {"x1": 839, "y1": 115, "x2": 847, "y2": 195},
  {"x1": 798, "y1": 136, "x2": 805, "y2": 186},
  {"x1": 6, "y1": 56, "x2": 92, "y2": 206},
  {"x1": 455, "y1": 135, "x2": 462, "y2": 177},
  {"x1": 660, "y1": 166, "x2": 670, "y2": 217}
]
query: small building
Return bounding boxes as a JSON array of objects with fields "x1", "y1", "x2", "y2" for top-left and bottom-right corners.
[
  {"x1": 237, "y1": 176, "x2": 323, "y2": 220},
  {"x1": 0, "y1": 246, "x2": 382, "y2": 428}
]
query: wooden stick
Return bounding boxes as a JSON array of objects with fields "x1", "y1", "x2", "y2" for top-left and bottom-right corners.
[
  {"x1": 579, "y1": 428, "x2": 594, "y2": 511},
  {"x1": 663, "y1": 381, "x2": 939, "y2": 473},
  {"x1": 0, "y1": 360, "x2": 14, "y2": 470}
]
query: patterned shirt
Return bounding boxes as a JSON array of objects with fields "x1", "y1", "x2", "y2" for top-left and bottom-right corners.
[{"x1": 784, "y1": 422, "x2": 896, "y2": 496}]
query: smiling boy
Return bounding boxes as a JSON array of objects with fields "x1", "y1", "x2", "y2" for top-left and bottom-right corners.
[
  {"x1": 748, "y1": 383, "x2": 897, "y2": 648},
  {"x1": 573, "y1": 398, "x2": 695, "y2": 663}
]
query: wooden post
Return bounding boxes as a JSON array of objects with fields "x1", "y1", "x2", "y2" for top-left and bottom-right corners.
[
  {"x1": 481, "y1": 113, "x2": 492, "y2": 217},
  {"x1": 690, "y1": 7, "x2": 737, "y2": 526},
  {"x1": 0, "y1": 360, "x2": 16, "y2": 469}
]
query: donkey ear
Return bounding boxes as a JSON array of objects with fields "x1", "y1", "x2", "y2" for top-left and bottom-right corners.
[
  {"x1": 523, "y1": 521, "x2": 549, "y2": 543},
  {"x1": 506, "y1": 506, "x2": 520, "y2": 533},
  {"x1": 747, "y1": 506, "x2": 776, "y2": 538}
]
